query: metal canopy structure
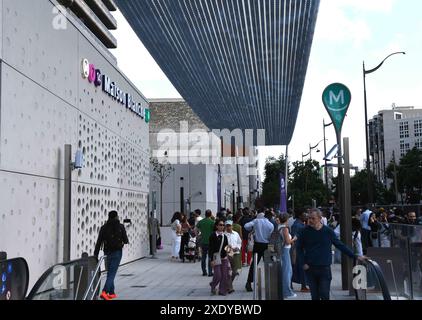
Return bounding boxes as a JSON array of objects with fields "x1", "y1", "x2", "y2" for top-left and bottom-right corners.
[{"x1": 116, "y1": 0, "x2": 320, "y2": 145}]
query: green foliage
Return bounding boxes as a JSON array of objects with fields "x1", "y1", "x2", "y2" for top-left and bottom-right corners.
[
  {"x1": 261, "y1": 156, "x2": 328, "y2": 208},
  {"x1": 261, "y1": 155, "x2": 286, "y2": 207},
  {"x1": 289, "y1": 160, "x2": 327, "y2": 208},
  {"x1": 386, "y1": 147, "x2": 422, "y2": 203}
]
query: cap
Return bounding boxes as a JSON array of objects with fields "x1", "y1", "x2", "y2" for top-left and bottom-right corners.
[{"x1": 225, "y1": 220, "x2": 233, "y2": 226}]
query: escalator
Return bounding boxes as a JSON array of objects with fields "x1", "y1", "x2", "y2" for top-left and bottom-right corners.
[
  {"x1": 354, "y1": 259, "x2": 392, "y2": 300},
  {"x1": 0, "y1": 253, "x2": 104, "y2": 300}
]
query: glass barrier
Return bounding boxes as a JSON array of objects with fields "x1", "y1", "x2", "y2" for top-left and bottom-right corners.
[
  {"x1": 27, "y1": 256, "x2": 100, "y2": 300},
  {"x1": 367, "y1": 223, "x2": 422, "y2": 300}
]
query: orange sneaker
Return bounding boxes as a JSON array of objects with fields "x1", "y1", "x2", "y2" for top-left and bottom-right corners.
[
  {"x1": 108, "y1": 293, "x2": 118, "y2": 299},
  {"x1": 100, "y1": 291, "x2": 111, "y2": 300}
]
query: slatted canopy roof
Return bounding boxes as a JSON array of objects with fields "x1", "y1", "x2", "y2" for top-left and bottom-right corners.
[{"x1": 115, "y1": 0, "x2": 320, "y2": 145}]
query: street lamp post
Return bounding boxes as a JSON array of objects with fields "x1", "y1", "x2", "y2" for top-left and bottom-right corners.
[
  {"x1": 363, "y1": 51, "x2": 405, "y2": 204},
  {"x1": 303, "y1": 139, "x2": 326, "y2": 163},
  {"x1": 232, "y1": 183, "x2": 236, "y2": 213},
  {"x1": 323, "y1": 120, "x2": 333, "y2": 193},
  {"x1": 180, "y1": 177, "x2": 184, "y2": 214}
]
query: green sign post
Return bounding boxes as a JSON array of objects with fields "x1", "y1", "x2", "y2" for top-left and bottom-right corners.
[
  {"x1": 322, "y1": 83, "x2": 351, "y2": 134},
  {"x1": 322, "y1": 83, "x2": 352, "y2": 291}
]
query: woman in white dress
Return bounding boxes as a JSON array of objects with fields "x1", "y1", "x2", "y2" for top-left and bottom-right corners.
[{"x1": 170, "y1": 212, "x2": 182, "y2": 261}]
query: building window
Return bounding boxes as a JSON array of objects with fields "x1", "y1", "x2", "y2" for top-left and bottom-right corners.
[
  {"x1": 399, "y1": 121, "x2": 409, "y2": 139},
  {"x1": 395, "y1": 112, "x2": 402, "y2": 120},
  {"x1": 415, "y1": 120, "x2": 422, "y2": 137},
  {"x1": 416, "y1": 139, "x2": 422, "y2": 150},
  {"x1": 400, "y1": 140, "x2": 410, "y2": 157}
]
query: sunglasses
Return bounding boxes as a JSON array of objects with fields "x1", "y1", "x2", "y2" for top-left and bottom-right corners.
[{"x1": 218, "y1": 224, "x2": 225, "y2": 226}]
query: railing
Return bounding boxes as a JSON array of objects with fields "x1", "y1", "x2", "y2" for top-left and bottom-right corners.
[
  {"x1": 27, "y1": 254, "x2": 101, "y2": 300},
  {"x1": 355, "y1": 259, "x2": 391, "y2": 300},
  {"x1": 83, "y1": 255, "x2": 106, "y2": 300}
]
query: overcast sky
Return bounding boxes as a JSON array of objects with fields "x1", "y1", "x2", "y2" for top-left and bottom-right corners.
[{"x1": 110, "y1": 0, "x2": 422, "y2": 180}]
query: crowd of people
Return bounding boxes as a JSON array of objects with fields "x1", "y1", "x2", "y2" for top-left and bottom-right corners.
[
  {"x1": 167, "y1": 205, "x2": 422, "y2": 299},
  {"x1": 91, "y1": 205, "x2": 421, "y2": 300},
  {"x1": 167, "y1": 206, "x2": 365, "y2": 299}
]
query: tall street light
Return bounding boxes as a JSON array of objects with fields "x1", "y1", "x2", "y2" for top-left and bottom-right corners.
[
  {"x1": 363, "y1": 51, "x2": 406, "y2": 204},
  {"x1": 302, "y1": 139, "x2": 326, "y2": 162},
  {"x1": 323, "y1": 120, "x2": 333, "y2": 193}
]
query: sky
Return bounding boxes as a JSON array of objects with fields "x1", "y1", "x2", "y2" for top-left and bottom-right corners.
[{"x1": 110, "y1": 0, "x2": 422, "y2": 180}]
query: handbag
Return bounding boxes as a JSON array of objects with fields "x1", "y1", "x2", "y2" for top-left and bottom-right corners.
[{"x1": 213, "y1": 234, "x2": 225, "y2": 266}]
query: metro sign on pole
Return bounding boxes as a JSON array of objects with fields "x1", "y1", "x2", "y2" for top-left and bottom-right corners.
[
  {"x1": 322, "y1": 83, "x2": 352, "y2": 135},
  {"x1": 322, "y1": 83, "x2": 353, "y2": 291}
]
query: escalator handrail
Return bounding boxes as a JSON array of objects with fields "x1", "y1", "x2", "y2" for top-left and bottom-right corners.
[
  {"x1": 83, "y1": 255, "x2": 106, "y2": 300},
  {"x1": 26, "y1": 256, "x2": 97, "y2": 300},
  {"x1": 356, "y1": 259, "x2": 392, "y2": 300}
]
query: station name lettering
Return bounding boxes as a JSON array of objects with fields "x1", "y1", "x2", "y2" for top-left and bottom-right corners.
[{"x1": 81, "y1": 58, "x2": 150, "y2": 123}]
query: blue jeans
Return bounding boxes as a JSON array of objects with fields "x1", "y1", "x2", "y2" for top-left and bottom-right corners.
[
  {"x1": 281, "y1": 247, "x2": 295, "y2": 297},
  {"x1": 305, "y1": 266, "x2": 332, "y2": 300},
  {"x1": 103, "y1": 250, "x2": 122, "y2": 294},
  {"x1": 201, "y1": 244, "x2": 212, "y2": 275}
]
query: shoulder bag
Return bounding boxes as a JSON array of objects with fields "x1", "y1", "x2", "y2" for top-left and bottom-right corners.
[{"x1": 213, "y1": 234, "x2": 225, "y2": 266}]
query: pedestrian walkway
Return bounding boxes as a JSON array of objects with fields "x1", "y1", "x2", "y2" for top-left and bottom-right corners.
[
  {"x1": 111, "y1": 244, "x2": 253, "y2": 300},
  {"x1": 108, "y1": 244, "x2": 356, "y2": 300}
]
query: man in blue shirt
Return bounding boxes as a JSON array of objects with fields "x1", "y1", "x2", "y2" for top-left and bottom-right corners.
[
  {"x1": 296, "y1": 209, "x2": 366, "y2": 300},
  {"x1": 244, "y1": 212, "x2": 274, "y2": 291}
]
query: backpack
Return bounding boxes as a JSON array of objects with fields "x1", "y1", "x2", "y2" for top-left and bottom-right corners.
[
  {"x1": 104, "y1": 223, "x2": 124, "y2": 251},
  {"x1": 269, "y1": 226, "x2": 281, "y2": 253}
]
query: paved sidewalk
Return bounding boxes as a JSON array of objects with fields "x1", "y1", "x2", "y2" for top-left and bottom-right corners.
[{"x1": 107, "y1": 243, "x2": 356, "y2": 300}]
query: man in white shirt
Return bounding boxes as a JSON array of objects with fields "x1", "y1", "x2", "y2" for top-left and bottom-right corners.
[
  {"x1": 244, "y1": 213, "x2": 274, "y2": 291},
  {"x1": 225, "y1": 220, "x2": 242, "y2": 294},
  {"x1": 360, "y1": 207, "x2": 372, "y2": 254}
]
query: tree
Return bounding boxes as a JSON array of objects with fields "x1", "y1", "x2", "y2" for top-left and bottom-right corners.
[
  {"x1": 289, "y1": 160, "x2": 327, "y2": 208},
  {"x1": 261, "y1": 155, "x2": 286, "y2": 208},
  {"x1": 150, "y1": 156, "x2": 174, "y2": 226},
  {"x1": 386, "y1": 147, "x2": 422, "y2": 204}
]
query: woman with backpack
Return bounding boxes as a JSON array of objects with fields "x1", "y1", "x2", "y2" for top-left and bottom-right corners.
[
  {"x1": 94, "y1": 210, "x2": 129, "y2": 300},
  {"x1": 276, "y1": 213, "x2": 297, "y2": 299},
  {"x1": 179, "y1": 213, "x2": 192, "y2": 262}
]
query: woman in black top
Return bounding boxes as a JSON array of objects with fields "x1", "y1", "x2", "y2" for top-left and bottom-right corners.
[{"x1": 208, "y1": 219, "x2": 230, "y2": 296}]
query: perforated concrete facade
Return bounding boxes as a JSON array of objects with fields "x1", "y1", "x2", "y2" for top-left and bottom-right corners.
[{"x1": 0, "y1": 0, "x2": 149, "y2": 288}]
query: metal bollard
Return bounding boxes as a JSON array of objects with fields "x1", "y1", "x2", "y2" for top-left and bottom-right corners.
[
  {"x1": 253, "y1": 253, "x2": 258, "y2": 300},
  {"x1": 263, "y1": 250, "x2": 283, "y2": 300},
  {"x1": 257, "y1": 267, "x2": 262, "y2": 300}
]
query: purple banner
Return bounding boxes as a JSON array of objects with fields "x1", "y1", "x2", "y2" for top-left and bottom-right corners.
[
  {"x1": 279, "y1": 173, "x2": 287, "y2": 213},
  {"x1": 217, "y1": 165, "x2": 222, "y2": 211}
]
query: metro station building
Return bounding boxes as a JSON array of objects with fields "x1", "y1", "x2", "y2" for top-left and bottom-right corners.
[{"x1": 0, "y1": 0, "x2": 150, "y2": 287}]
